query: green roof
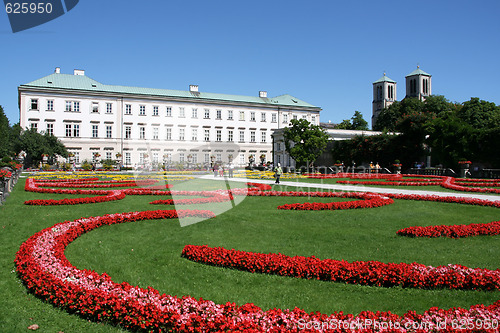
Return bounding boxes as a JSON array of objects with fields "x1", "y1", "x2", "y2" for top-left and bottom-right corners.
[
  {"x1": 20, "y1": 73, "x2": 320, "y2": 109},
  {"x1": 406, "y1": 67, "x2": 431, "y2": 77},
  {"x1": 373, "y1": 74, "x2": 396, "y2": 84}
]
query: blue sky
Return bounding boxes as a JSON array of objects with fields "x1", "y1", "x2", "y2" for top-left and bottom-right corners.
[{"x1": 1, "y1": 0, "x2": 499, "y2": 127}]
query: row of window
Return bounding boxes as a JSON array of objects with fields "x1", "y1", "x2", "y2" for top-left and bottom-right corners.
[
  {"x1": 29, "y1": 99, "x2": 316, "y2": 124},
  {"x1": 31, "y1": 122, "x2": 268, "y2": 143},
  {"x1": 124, "y1": 126, "x2": 268, "y2": 143},
  {"x1": 67, "y1": 151, "x2": 263, "y2": 166}
]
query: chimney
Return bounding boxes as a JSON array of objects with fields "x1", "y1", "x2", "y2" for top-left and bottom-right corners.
[
  {"x1": 55, "y1": 67, "x2": 61, "y2": 74},
  {"x1": 189, "y1": 84, "x2": 199, "y2": 92},
  {"x1": 74, "y1": 69, "x2": 85, "y2": 76},
  {"x1": 259, "y1": 91, "x2": 268, "y2": 98}
]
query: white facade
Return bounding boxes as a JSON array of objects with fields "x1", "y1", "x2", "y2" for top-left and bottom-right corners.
[{"x1": 19, "y1": 68, "x2": 321, "y2": 167}]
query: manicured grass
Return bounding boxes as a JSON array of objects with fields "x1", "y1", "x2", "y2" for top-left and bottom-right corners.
[{"x1": 1, "y1": 175, "x2": 499, "y2": 332}]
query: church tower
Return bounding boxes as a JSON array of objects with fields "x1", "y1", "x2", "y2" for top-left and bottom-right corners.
[
  {"x1": 372, "y1": 73, "x2": 396, "y2": 128},
  {"x1": 405, "y1": 66, "x2": 431, "y2": 100}
]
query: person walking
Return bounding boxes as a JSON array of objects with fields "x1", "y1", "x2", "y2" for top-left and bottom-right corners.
[{"x1": 274, "y1": 163, "x2": 283, "y2": 184}]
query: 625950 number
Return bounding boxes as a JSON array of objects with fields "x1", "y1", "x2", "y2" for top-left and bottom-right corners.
[{"x1": 5, "y1": 2, "x2": 53, "y2": 14}]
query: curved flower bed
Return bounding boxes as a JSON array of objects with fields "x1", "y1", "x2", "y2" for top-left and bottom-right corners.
[
  {"x1": 24, "y1": 178, "x2": 127, "y2": 206},
  {"x1": 182, "y1": 245, "x2": 500, "y2": 291},
  {"x1": 442, "y1": 177, "x2": 500, "y2": 194},
  {"x1": 16, "y1": 208, "x2": 500, "y2": 332},
  {"x1": 397, "y1": 220, "x2": 500, "y2": 238},
  {"x1": 16, "y1": 176, "x2": 500, "y2": 331}
]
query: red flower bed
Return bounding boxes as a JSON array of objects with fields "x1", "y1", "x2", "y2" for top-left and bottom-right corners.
[
  {"x1": 15, "y1": 208, "x2": 500, "y2": 332},
  {"x1": 182, "y1": 244, "x2": 500, "y2": 291},
  {"x1": 442, "y1": 177, "x2": 500, "y2": 194},
  {"x1": 24, "y1": 178, "x2": 126, "y2": 206},
  {"x1": 397, "y1": 220, "x2": 500, "y2": 238}
]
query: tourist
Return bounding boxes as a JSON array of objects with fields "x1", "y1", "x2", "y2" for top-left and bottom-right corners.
[{"x1": 274, "y1": 163, "x2": 283, "y2": 184}]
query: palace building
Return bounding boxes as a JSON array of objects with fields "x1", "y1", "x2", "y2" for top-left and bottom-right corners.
[
  {"x1": 19, "y1": 68, "x2": 321, "y2": 167},
  {"x1": 372, "y1": 66, "x2": 432, "y2": 127}
]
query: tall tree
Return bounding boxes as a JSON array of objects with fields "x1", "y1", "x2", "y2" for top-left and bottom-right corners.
[
  {"x1": 283, "y1": 119, "x2": 329, "y2": 168},
  {"x1": 13, "y1": 128, "x2": 68, "y2": 167},
  {"x1": 0, "y1": 105, "x2": 11, "y2": 158},
  {"x1": 351, "y1": 111, "x2": 369, "y2": 130}
]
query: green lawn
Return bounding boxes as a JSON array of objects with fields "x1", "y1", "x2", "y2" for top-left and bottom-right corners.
[{"x1": 1, "y1": 176, "x2": 499, "y2": 332}]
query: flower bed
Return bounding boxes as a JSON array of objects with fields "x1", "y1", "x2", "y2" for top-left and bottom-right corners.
[
  {"x1": 182, "y1": 244, "x2": 500, "y2": 291},
  {"x1": 397, "y1": 221, "x2": 500, "y2": 238},
  {"x1": 16, "y1": 208, "x2": 500, "y2": 332}
]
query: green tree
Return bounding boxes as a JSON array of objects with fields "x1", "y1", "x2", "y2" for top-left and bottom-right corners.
[
  {"x1": 283, "y1": 119, "x2": 329, "y2": 169},
  {"x1": 0, "y1": 105, "x2": 12, "y2": 158},
  {"x1": 457, "y1": 97, "x2": 500, "y2": 129},
  {"x1": 351, "y1": 111, "x2": 369, "y2": 130},
  {"x1": 335, "y1": 119, "x2": 352, "y2": 130},
  {"x1": 14, "y1": 128, "x2": 68, "y2": 167}
]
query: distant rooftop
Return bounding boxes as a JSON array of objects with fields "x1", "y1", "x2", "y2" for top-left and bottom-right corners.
[
  {"x1": 20, "y1": 68, "x2": 321, "y2": 109},
  {"x1": 373, "y1": 73, "x2": 396, "y2": 84},
  {"x1": 406, "y1": 66, "x2": 431, "y2": 77}
]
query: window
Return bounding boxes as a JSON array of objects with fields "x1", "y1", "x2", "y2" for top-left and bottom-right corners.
[
  {"x1": 293, "y1": 114, "x2": 298, "y2": 120},
  {"x1": 30, "y1": 99, "x2": 38, "y2": 110},
  {"x1": 74, "y1": 152, "x2": 80, "y2": 164},
  {"x1": 204, "y1": 109, "x2": 210, "y2": 119},
  {"x1": 46, "y1": 123, "x2": 54, "y2": 135},
  {"x1": 92, "y1": 125, "x2": 98, "y2": 138},
  {"x1": 192, "y1": 108, "x2": 198, "y2": 118},
  {"x1": 261, "y1": 131, "x2": 266, "y2": 143},
  {"x1": 216, "y1": 129, "x2": 222, "y2": 142},
  {"x1": 216, "y1": 109, "x2": 222, "y2": 119},
  {"x1": 191, "y1": 128, "x2": 197, "y2": 141},
  {"x1": 47, "y1": 100, "x2": 54, "y2": 111},
  {"x1": 283, "y1": 114, "x2": 289, "y2": 123},
  {"x1": 271, "y1": 113, "x2": 277, "y2": 123},
  {"x1": 302, "y1": 115, "x2": 307, "y2": 119},
  {"x1": 153, "y1": 127, "x2": 159, "y2": 140},
  {"x1": 250, "y1": 131, "x2": 256, "y2": 143},
  {"x1": 139, "y1": 105, "x2": 146, "y2": 115},
  {"x1": 65, "y1": 101, "x2": 72, "y2": 112},
  {"x1": 250, "y1": 112, "x2": 256, "y2": 121},
  {"x1": 106, "y1": 103, "x2": 112, "y2": 114},
  {"x1": 311, "y1": 116, "x2": 316, "y2": 124},
  {"x1": 179, "y1": 128, "x2": 185, "y2": 141},
  {"x1": 165, "y1": 127, "x2": 172, "y2": 140},
  {"x1": 239, "y1": 153, "x2": 245, "y2": 165},
  {"x1": 139, "y1": 153, "x2": 145, "y2": 164},
  {"x1": 228, "y1": 130, "x2": 233, "y2": 142},
  {"x1": 192, "y1": 154, "x2": 197, "y2": 163},
  {"x1": 66, "y1": 124, "x2": 72, "y2": 137},
  {"x1": 179, "y1": 153, "x2": 185, "y2": 162},
  {"x1": 92, "y1": 102, "x2": 99, "y2": 113},
  {"x1": 166, "y1": 107, "x2": 172, "y2": 117},
  {"x1": 74, "y1": 101, "x2": 80, "y2": 112},
  {"x1": 125, "y1": 152, "x2": 131, "y2": 165},
  {"x1": 125, "y1": 104, "x2": 132, "y2": 115},
  {"x1": 204, "y1": 129, "x2": 210, "y2": 142},
  {"x1": 216, "y1": 153, "x2": 221, "y2": 162},
  {"x1": 125, "y1": 126, "x2": 131, "y2": 139},
  {"x1": 140, "y1": 126, "x2": 145, "y2": 139},
  {"x1": 73, "y1": 124, "x2": 80, "y2": 137},
  {"x1": 153, "y1": 152, "x2": 159, "y2": 163},
  {"x1": 204, "y1": 153, "x2": 210, "y2": 163},
  {"x1": 30, "y1": 122, "x2": 38, "y2": 131},
  {"x1": 153, "y1": 106, "x2": 159, "y2": 116},
  {"x1": 179, "y1": 107, "x2": 185, "y2": 118},
  {"x1": 239, "y1": 130, "x2": 245, "y2": 142},
  {"x1": 106, "y1": 125, "x2": 112, "y2": 138},
  {"x1": 106, "y1": 152, "x2": 112, "y2": 160},
  {"x1": 239, "y1": 111, "x2": 245, "y2": 121},
  {"x1": 228, "y1": 110, "x2": 233, "y2": 120},
  {"x1": 261, "y1": 112, "x2": 266, "y2": 122}
]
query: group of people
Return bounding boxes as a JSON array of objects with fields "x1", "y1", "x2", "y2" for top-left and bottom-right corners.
[{"x1": 212, "y1": 163, "x2": 234, "y2": 178}]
